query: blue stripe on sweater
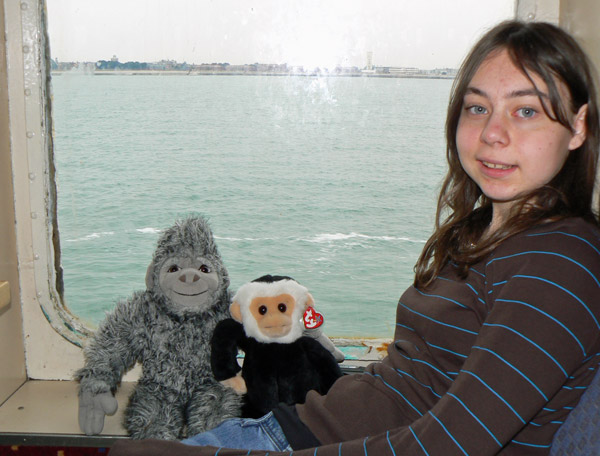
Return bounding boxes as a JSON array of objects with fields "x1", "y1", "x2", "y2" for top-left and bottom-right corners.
[
  {"x1": 512, "y1": 275, "x2": 600, "y2": 330},
  {"x1": 487, "y1": 251, "x2": 600, "y2": 287},
  {"x1": 366, "y1": 372, "x2": 423, "y2": 416},
  {"x1": 468, "y1": 266, "x2": 485, "y2": 278},
  {"x1": 396, "y1": 322, "x2": 415, "y2": 332},
  {"x1": 396, "y1": 369, "x2": 443, "y2": 398},
  {"x1": 414, "y1": 288, "x2": 467, "y2": 308},
  {"x1": 409, "y1": 426, "x2": 429, "y2": 455},
  {"x1": 398, "y1": 302, "x2": 478, "y2": 335},
  {"x1": 472, "y1": 346, "x2": 548, "y2": 401},
  {"x1": 543, "y1": 406, "x2": 574, "y2": 412},
  {"x1": 386, "y1": 431, "x2": 397, "y2": 456},
  {"x1": 428, "y1": 411, "x2": 469, "y2": 455},
  {"x1": 526, "y1": 231, "x2": 600, "y2": 256},
  {"x1": 412, "y1": 359, "x2": 454, "y2": 381},
  {"x1": 395, "y1": 339, "x2": 420, "y2": 351},
  {"x1": 437, "y1": 276, "x2": 481, "y2": 301},
  {"x1": 460, "y1": 369, "x2": 526, "y2": 424},
  {"x1": 495, "y1": 298, "x2": 586, "y2": 356},
  {"x1": 447, "y1": 393, "x2": 502, "y2": 447},
  {"x1": 483, "y1": 323, "x2": 568, "y2": 378},
  {"x1": 529, "y1": 420, "x2": 563, "y2": 427},
  {"x1": 562, "y1": 385, "x2": 588, "y2": 391},
  {"x1": 465, "y1": 282, "x2": 479, "y2": 297},
  {"x1": 425, "y1": 341, "x2": 468, "y2": 359},
  {"x1": 511, "y1": 440, "x2": 551, "y2": 449}
]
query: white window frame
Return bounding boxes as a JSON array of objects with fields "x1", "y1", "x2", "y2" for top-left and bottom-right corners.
[
  {"x1": 7, "y1": 0, "x2": 557, "y2": 380},
  {"x1": 8, "y1": 0, "x2": 91, "y2": 380}
]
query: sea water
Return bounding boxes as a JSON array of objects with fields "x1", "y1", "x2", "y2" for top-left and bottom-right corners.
[{"x1": 51, "y1": 73, "x2": 452, "y2": 338}]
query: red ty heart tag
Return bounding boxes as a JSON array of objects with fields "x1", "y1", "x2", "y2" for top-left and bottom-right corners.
[{"x1": 303, "y1": 306, "x2": 324, "y2": 329}]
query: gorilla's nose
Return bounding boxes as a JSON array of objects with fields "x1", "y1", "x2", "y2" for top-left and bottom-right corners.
[{"x1": 179, "y1": 271, "x2": 200, "y2": 283}]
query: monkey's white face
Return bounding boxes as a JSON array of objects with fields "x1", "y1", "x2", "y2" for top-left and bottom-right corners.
[{"x1": 157, "y1": 255, "x2": 219, "y2": 313}]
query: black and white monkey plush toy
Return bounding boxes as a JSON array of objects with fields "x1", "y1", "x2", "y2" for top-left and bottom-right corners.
[
  {"x1": 211, "y1": 275, "x2": 343, "y2": 418},
  {"x1": 75, "y1": 216, "x2": 241, "y2": 439}
]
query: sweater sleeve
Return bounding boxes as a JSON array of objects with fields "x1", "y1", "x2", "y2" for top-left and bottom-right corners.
[
  {"x1": 109, "y1": 221, "x2": 600, "y2": 456},
  {"x1": 383, "y1": 224, "x2": 600, "y2": 455}
]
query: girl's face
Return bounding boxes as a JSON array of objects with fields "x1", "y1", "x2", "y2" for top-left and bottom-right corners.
[{"x1": 456, "y1": 49, "x2": 587, "y2": 227}]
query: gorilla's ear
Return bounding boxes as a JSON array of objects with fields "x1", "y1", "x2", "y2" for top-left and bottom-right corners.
[
  {"x1": 230, "y1": 301, "x2": 242, "y2": 322},
  {"x1": 145, "y1": 263, "x2": 155, "y2": 290}
]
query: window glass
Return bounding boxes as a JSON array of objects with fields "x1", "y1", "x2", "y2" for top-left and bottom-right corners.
[{"x1": 46, "y1": 0, "x2": 514, "y2": 338}]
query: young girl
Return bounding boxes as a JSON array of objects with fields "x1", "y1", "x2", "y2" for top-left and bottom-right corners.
[{"x1": 110, "y1": 20, "x2": 600, "y2": 456}]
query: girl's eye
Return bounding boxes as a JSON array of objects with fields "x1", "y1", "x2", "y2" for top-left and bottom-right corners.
[
  {"x1": 199, "y1": 265, "x2": 211, "y2": 273},
  {"x1": 515, "y1": 107, "x2": 537, "y2": 118},
  {"x1": 167, "y1": 265, "x2": 180, "y2": 273},
  {"x1": 466, "y1": 105, "x2": 487, "y2": 115}
]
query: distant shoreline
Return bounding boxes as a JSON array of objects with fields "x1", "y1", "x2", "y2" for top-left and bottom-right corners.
[{"x1": 51, "y1": 69, "x2": 455, "y2": 80}]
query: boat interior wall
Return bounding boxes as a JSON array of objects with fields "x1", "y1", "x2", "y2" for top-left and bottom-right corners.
[
  {"x1": 516, "y1": 0, "x2": 600, "y2": 64},
  {"x1": 559, "y1": 0, "x2": 600, "y2": 65},
  {"x1": 557, "y1": 0, "x2": 600, "y2": 207},
  {"x1": 516, "y1": 0, "x2": 560, "y2": 23},
  {"x1": 0, "y1": 0, "x2": 27, "y2": 407}
]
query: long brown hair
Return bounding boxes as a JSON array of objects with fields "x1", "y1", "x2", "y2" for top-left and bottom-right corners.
[{"x1": 414, "y1": 20, "x2": 600, "y2": 289}]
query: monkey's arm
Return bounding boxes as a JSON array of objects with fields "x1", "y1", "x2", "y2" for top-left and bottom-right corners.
[
  {"x1": 302, "y1": 337, "x2": 343, "y2": 394},
  {"x1": 303, "y1": 326, "x2": 345, "y2": 362},
  {"x1": 211, "y1": 318, "x2": 246, "y2": 382}
]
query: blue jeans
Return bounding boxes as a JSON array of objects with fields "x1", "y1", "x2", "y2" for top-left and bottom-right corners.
[{"x1": 182, "y1": 412, "x2": 292, "y2": 451}]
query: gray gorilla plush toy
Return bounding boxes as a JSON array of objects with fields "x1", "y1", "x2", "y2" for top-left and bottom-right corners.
[{"x1": 75, "y1": 216, "x2": 241, "y2": 439}]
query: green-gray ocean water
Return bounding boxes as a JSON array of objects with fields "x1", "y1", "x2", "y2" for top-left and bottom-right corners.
[{"x1": 51, "y1": 73, "x2": 451, "y2": 338}]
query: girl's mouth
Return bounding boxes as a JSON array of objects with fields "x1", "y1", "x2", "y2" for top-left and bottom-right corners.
[{"x1": 482, "y1": 160, "x2": 513, "y2": 170}]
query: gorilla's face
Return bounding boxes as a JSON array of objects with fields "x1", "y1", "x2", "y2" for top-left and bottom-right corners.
[{"x1": 157, "y1": 252, "x2": 220, "y2": 314}]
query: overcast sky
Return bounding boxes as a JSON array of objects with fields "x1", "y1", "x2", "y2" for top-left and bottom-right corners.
[{"x1": 46, "y1": 0, "x2": 515, "y2": 70}]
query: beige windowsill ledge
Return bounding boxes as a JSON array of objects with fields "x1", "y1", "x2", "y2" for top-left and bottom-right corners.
[{"x1": 0, "y1": 281, "x2": 10, "y2": 311}]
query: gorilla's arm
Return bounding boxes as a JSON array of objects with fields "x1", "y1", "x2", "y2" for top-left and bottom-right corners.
[
  {"x1": 75, "y1": 292, "x2": 148, "y2": 393},
  {"x1": 75, "y1": 292, "x2": 150, "y2": 435}
]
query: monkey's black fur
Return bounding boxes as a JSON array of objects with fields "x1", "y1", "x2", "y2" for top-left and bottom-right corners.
[{"x1": 212, "y1": 317, "x2": 342, "y2": 418}]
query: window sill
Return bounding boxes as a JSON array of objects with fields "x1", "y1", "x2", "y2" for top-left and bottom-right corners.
[
  {"x1": 0, "y1": 361, "x2": 372, "y2": 447},
  {"x1": 0, "y1": 380, "x2": 131, "y2": 447},
  {"x1": 0, "y1": 281, "x2": 9, "y2": 312}
]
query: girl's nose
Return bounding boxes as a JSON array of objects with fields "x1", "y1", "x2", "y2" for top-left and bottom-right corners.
[{"x1": 480, "y1": 112, "x2": 509, "y2": 146}]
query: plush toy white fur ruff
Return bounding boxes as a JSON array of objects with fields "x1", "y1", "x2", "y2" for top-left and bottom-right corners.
[{"x1": 232, "y1": 279, "x2": 311, "y2": 343}]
